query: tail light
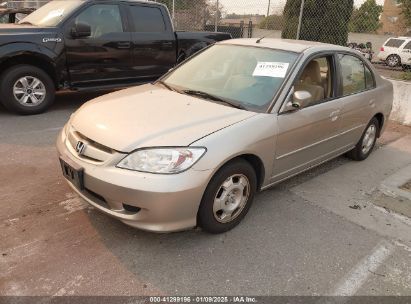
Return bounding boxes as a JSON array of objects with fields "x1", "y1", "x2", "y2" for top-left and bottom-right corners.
[{"x1": 380, "y1": 47, "x2": 385, "y2": 52}]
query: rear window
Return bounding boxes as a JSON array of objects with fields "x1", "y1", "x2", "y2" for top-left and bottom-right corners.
[
  {"x1": 129, "y1": 5, "x2": 166, "y2": 32},
  {"x1": 403, "y1": 41, "x2": 411, "y2": 50},
  {"x1": 384, "y1": 39, "x2": 406, "y2": 48}
]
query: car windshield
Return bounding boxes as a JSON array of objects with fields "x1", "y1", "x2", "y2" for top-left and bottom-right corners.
[
  {"x1": 162, "y1": 44, "x2": 298, "y2": 112},
  {"x1": 19, "y1": 0, "x2": 82, "y2": 27}
]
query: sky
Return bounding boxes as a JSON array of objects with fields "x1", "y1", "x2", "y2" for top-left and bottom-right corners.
[{"x1": 220, "y1": 0, "x2": 385, "y2": 15}]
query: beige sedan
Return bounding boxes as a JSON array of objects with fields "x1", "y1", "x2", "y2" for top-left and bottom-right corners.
[{"x1": 57, "y1": 38, "x2": 393, "y2": 234}]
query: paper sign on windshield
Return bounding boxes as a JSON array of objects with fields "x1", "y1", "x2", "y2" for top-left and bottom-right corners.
[{"x1": 253, "y1": 62, "x2": 290, "y2": 78}]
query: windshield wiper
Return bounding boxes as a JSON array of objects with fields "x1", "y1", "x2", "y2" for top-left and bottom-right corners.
[
  {"x1": 182, "y1": 90, "x2": 246, "y2": 110},
  {"x1": 156, "y1": 80, "x2": 179, "y2": 93},
  {"x1": 18, "y1": 21, "x2": 33, "y2": 25}
]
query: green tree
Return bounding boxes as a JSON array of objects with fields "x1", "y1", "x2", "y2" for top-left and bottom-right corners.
[
  {"x1": 258, "y1": 15, "x2": 284, "y2": 30},
  {"x1": 350, "y1": 0, "x2": 383, "y2": 33},
  {"x1": 399, "y1": 0, "x2": 411, "y2": 27},
  {"x1": 282, "y1": 0, "x2": 354, "y2": 46}
]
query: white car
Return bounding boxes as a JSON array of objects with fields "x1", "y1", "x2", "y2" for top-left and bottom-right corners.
[{"x1": 377, "y1": 37, "x2": 411, "y2": 68}]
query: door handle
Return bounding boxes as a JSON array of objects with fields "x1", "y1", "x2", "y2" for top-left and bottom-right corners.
[
  {"x1": 329, "y1": 109, "x2": 341, "y2": 122},
  {"x1": 117, "y1": 42, "x2": 131, "y2": 49},
  {"x1": 161, "y1": 42, "x2": 173, "y2": 49}
]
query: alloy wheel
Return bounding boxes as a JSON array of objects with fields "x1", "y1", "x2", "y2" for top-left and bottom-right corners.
[{"x1": 13, "y1": 76, "x2": 46, "y2": 106}]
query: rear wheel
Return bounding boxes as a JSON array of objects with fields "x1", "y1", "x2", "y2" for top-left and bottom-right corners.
[
  {"x1": 198, "y1": 159, "x2": 257, "y2": 234},
  {"x1": 0, "y1": 65, "x2": 55, "y2": 115},
  {"x1": 386, "y1": 54, "x2": 401, "y2": 68},
  {"x1": 346, "y1": 117, "x2": 379, "y2": 161}
]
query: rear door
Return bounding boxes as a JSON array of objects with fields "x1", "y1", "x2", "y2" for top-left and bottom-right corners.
[
  {"x1": 335, "y1": 53, "x2": 377, "y2": 147},
  {"x1": 126, "y1": 3, "x2": 176, "y2": 80},
  {"x1": 64, "y1": 3, "x2": 133, "y2": 86}
]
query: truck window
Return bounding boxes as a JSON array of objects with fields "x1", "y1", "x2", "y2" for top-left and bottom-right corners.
[
  {"x1": 129, "y1": 5, "x2": 166, "y2": 32},
  {"x1": 75, "y1": 4, "x2": 123, "y2": 38}
]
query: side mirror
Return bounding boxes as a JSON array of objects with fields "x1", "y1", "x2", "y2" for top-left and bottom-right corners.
[
  {"x1": 283, "y1": 90, "x2": 312, "y2": 112},
  {"x1": 71, "y1": 22, "x2": 91, "y2": 38}
]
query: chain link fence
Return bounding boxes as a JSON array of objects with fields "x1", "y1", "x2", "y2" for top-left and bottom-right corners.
[
  {"x1": 5, "y1": 0, "x2": 411, "y2": 55},
  {"x1": 154, "y1": 0, "x2": 410, "y2": 54}
]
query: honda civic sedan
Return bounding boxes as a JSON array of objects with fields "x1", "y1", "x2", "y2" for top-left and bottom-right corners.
[{"x1": 57, "y1": 38, "x2": 393, "y2": 234}]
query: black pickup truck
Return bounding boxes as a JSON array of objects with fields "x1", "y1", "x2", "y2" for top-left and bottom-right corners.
[{"x1": 0, "y1": 0, "x2": 231, "y2": 115}]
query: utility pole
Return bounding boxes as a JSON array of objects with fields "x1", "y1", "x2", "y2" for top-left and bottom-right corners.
[
  {"x1": 172, "y1": 0, "x2": 175, "y2": 22},
  {"x1": 296, "y1": 0, "x2": 305, "y2": 40},
  {"x1": 267, "y1": 0, "x2": 271, "y2": 17},
  {"x1": 215, "y1": 0, "x2": 219, "y2": 32}
]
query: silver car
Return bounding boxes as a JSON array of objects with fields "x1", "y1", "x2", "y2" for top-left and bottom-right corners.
[{"x1": 57, "y1": 38, "x2": 393, "y2": 234}]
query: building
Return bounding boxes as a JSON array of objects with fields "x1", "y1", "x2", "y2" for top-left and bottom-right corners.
[
  {"x1": 378, "y1": 0, "x2": 409, "y2": 36},
  {"x1": 7, "y1": 0, "x2": 48, "y2": 9},
  {"x1": 220, "y1": 16, "x2": 265, "y2": 27}
]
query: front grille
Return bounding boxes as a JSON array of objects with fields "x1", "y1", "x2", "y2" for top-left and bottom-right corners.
[{"x1": 66, "y1": 127, "x2": 114, "y2": 163}]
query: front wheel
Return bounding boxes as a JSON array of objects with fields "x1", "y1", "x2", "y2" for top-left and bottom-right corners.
[
  {"x1": 0, "y1": 65, "x2": 55, "y2": 115},
  {"x1": 346, "y1": 117, "x2": 379, "y2": 161},
  {"x1": 198, "y1": 159, "x2": 257, "y2": 234}
]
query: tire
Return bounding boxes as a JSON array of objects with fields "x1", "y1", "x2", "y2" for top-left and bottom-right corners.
[
  {"x1": 198, "y1": 159, "x2": 257, "y2": 234},
  {"x1": 386, "y1": 54, "x2": 401, "y2": 68},
  {"x1": 0, "y1": 65, "x2": 55, "y2": 115},
  {"x1": 346, "y1": 117, "x2": 379, "y2": 161}
]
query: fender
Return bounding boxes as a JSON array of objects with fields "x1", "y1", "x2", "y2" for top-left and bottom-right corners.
[{"x1": 0, "y1": 42, "x2": 67, "y2": 86}]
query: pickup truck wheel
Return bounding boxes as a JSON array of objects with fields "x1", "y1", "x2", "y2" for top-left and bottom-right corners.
[
  {"x1": 0, "y1": 65, "x2": 55, "y2": 115},
  {"x1": 198, "y1": 159, "x2": 257, "y2": 234}
]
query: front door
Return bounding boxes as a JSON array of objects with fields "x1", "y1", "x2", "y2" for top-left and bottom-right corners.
[
  {"x1": 272, "y1": 55, "x2": 348, "y2": 182},
  {"x1": 336, "y1": 53, "x2": 377, "y2": 147},
  {"x1": 64, "y1": 3, "x2": 133, "y2": 86}
]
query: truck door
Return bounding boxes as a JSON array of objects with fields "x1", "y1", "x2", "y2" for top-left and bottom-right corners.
[
  {"x1": 64, "y1": 3, "x2": 133, "y2": 87},
  {"x1": 126, "y1": 3, "x2": 176, "y2": 80}
]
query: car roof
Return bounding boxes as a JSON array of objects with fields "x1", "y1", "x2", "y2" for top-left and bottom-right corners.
[{"x1": 219, "y1": 38, "x2": 349, "y2": 53}]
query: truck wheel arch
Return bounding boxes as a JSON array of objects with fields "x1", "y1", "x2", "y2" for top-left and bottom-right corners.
[{"x1": 0, "y1": 49, "x2": 58, "y2": 88}]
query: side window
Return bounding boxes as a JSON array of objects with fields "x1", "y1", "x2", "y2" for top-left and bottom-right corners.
[
  {"x1": 294, "y1": 56, "x2": 334, "y2": 108},
  {"x1": 384, "y1": 38, "x2": 405, "y2": 48},
  {"x1": 129, "y1": 5, "x2": 166, "y2": 32},
  {"x1": 74, "y1": 4, "x2": 123, "y2": 39},
  {"x1": 403, "y1": 41, "x2": 411, "y2": 50},
  {"x1": 364, "y1": 65, "x2": 375, "y2": 90},
  {"x1": 338, "y1": 54, "x2": 374, "y2": 95}
]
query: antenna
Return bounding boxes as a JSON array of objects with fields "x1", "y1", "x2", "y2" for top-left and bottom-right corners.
[{"x1": 256, "y1": 37, "x2": 265, "y2": 44}]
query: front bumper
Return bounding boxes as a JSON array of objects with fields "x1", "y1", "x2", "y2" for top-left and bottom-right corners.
[{"x1": 56, "y1": 129, "x2": 212, "y2": 232}]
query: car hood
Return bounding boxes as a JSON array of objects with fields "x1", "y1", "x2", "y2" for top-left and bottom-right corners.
[{"x1": 71, "y1": 84, "x2": 257, "y2": 153}]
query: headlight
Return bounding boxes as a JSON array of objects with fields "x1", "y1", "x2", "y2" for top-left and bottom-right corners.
[{"x1": 117, "y1": 147, "x2": 206, "y2": 174}]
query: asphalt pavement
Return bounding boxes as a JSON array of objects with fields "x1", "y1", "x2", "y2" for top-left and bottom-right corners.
[{"x1": 0, "y1": 91, "x2": 410, "y2": 297}]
